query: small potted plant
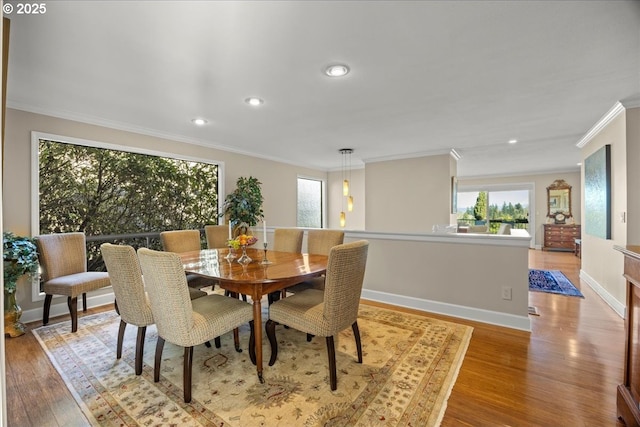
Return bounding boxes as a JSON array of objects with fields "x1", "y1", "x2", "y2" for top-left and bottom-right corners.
[
  {"x1": 219, "y1": 176, "x2": 264, "y2": 236},
  {"x1": 3, "y1": 232, "x2": 39, "y2": 337}
]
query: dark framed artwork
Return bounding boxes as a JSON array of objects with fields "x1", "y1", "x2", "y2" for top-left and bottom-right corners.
[{"x1": 584, "y1": 144, "x2": 611, "y2": 239}]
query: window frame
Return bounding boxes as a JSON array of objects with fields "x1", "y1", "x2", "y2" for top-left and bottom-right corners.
[
  {"x1": 296, "y1": 175, "x2": 326, "y2": 229},
  {"x1": 30, "y1": 131, "x2": 225, "y2": 300}
]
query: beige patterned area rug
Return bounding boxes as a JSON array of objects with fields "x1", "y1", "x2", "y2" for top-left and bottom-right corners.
[{"x1": 33, "y1": 303, "x2": 472, "y2": 426}]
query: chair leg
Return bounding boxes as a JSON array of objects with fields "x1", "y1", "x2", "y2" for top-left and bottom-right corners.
[
  {"x1": 135, "y1": 326, "x2": 147, "y2": 376},
  {"x1": 43, "y1": 294, "x2": 53, "y2": 325},
  {"x1": 68, "y1": 297, "x2": 78, "y2": 333},
  {"x1": 248, "y1": 321, "x2": 256, "y2": 364},
  {"x1": 114, "y1": 298, "x2": 120, "y2": 315},
  {"x1": 352, "y1": 321, "x2": 363, "y2": 363},
  {"x1": 265, "y1": 319, "x2": 278, "y2": 366},
  {"x1": 154, "y1": 337, "x2": 165, "y2": 383},
  {"x1": 233, "y1": 328, "x2": 242, "y2": 352},
  {"x1": 307, "y1": 333, "x2": 314, "y2": 342},
  {"x1": 82, "y1": 293, "x2": 87, "y2": 312},
  {"x1": 214, "y1": 337, "x2": 221, "y2": 348},
  {"x1": 117, "y1": 320, "x2": 127, "y2": 359},
  {"x1": 326, "y1": 336, "x2": 337, "y2": 391},
  {"x1": 183, "y1": 346, "x2": 194, "y2": 403}
]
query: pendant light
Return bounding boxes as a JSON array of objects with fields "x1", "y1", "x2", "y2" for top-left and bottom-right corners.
[{"x1": 339, "y1": 148, "x2": 354, "y2": 227}]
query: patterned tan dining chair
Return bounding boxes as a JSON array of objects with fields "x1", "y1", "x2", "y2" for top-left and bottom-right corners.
[
  {"x1": 101, "y1": 243, "x2": 155, "y2": 375},
  {"x1": 101, "y1": 243, "x2": 208, "y2": 375},
  {"x1": 266, "y1": 240, "x2": 369, "y2": 390},
  {"x1": 204, "y1": 224, "x2": 229, "y2": 249},
  {"x1": 160, "y1": 229, "x2": 214, "y2": 289},
  {"x1": 160, "y1": 229, "x2": 201, "y2": 254},
  {"x1": 36, "y1": 232, "x2": 111, "y2": 333},
  {"x1": 272, "y1": 228, "x2": 304, "y2": 253},
  {"x1": 137, "y1": 248, "x2": 254, "y2": 403},
  {"x1": 283, "y1": 229, "x2": 344, "y2": 296}
]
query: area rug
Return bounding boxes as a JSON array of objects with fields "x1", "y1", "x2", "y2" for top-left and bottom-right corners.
[
  {"x1": 32, "y1": 303, "x2": 473, "y2": 426},
  {"x1": 529, "y1": 269, "x2": 584, "y2": 297}
]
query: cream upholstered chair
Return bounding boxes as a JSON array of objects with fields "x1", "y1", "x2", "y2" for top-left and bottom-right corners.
[
  {"x1": 137, "y1": 248, "x2": 254, "y2": 403},
  {"x1": 160, "y1": 229, "x2": 201, "y2": 253},
  {"x1": 269, "y1": 228, "x2": 304, "y2": 303},
  {"x1": 497, "y1": 223, "x2": 512, "y2": 235},
  {"x1": 36, "y1": 232, "x2": 111, "y2": 333},
  {"x1": 101, "y1": 243, "x2": 208, "y2": 375},
  {"x1": 266, "y1": 240, "x2": 369, "y2": 390},
  {"x1": 273, "y1": 228, "x2": 304, "y2": 253},
  {"x1": 204, "y1": 225, "x2": 229, "y2": 249},
  {"x1": 160, "y1": 229, "x2": 213, "y2": 289},
  {"x1": 283, "y1": 229, "x2": 344, "y2": 295},
  {"x1": 101, "y1": 243, "x2": 155, "y2": 375}
]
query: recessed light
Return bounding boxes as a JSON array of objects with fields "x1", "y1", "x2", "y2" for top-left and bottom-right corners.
[
  {"x1": 508, "y1": 139, "x2": 518, "y2": 144},
  {"x1": 191, "y1": 118, "x2": 208, "y2": 126},
  {"x1": 245, "y1": 97, "x2": 264, "y2": 106},
  {"x1": 324, "y1": 64, "x2": 350, "y2": 77}
]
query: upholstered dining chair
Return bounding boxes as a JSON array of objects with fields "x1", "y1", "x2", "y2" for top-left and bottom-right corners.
[
  {"x1": 272, "y1": 228, "x2": 304, "y2": 253},
  {"x1": 160, "y1": 229, "x2": 214, "y2": 289},
  {"x1": 283, "y1": 229, "x2": 344, "y2": 296},
  {"x1": 36, "y1": 232, "x2": 111, "y2": 333},
  {"x1": 137, "y1": 248, "x2": 254, "y2": 403},
  {"x1": 204, "y1": 224, "x2": 229, "y2": 249},
  {"x1": 101, "y1": 243, "x2": 209, "y2": 375},
  {"x1": 265, "y1": 240, "x2": 369, "y2": 390},
  {"x1": 100, "y1": 243, "x2": 155, "y2": 375}
]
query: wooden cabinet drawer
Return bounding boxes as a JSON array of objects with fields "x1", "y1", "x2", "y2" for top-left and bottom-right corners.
[{"x1": 543, "y1": 224, "x2": 581, "y2": 251}]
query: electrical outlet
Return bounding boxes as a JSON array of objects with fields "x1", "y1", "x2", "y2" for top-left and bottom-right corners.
[{"x1": 501, "y1": 286, "x2": 512, "y2": 300}]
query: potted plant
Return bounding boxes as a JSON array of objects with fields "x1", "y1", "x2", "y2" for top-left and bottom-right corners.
[
  {"x1": 3, "y1": 232, "x2": 39, "y2": 337},
  {"x1": 219, "y1": 176, "x2": 264, "y2": 236}
]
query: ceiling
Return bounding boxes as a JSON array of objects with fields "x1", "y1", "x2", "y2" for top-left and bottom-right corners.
[{"x1": 5, "y1": 1, "x2": 640, "y2": 177}]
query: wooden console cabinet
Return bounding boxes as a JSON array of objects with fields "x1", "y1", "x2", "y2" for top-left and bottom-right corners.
[
  {"x1": 543, "y1": 224, "x2": 581, "y2": 251},
  {"x1": 616, "y1": 245, "x2": 640, "y2": 427}
]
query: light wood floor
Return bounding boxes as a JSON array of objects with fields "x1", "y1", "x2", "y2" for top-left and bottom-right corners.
[{"x1": 5, "y1": 249, "x2": 626, "y2": 426}]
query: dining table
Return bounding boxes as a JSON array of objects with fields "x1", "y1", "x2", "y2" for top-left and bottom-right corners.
[{"x1": 180, "y1": 247, "x2": 328, "y2": 383}]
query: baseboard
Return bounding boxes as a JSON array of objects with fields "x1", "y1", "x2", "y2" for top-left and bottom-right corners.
[
  {"x1": 23, "y1": 288, "x2": 533, "y2": 332},
  {"x1": 579, "y1": 269, "x2": 626, "y2": 318},
  {"x1": 20, "y1": 291, "x2": 115, "y2": 325},
  {"x1": 361, "y1": 289, "x2": 531, "y2": 331}
]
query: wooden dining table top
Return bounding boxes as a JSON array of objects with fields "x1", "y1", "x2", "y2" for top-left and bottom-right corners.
[
  {"x1": 179, "y1": 247, "x2": 328, "y2": 383},
  {"x1": 180, "y1": 247, "x2": 328, "y2": 288}
]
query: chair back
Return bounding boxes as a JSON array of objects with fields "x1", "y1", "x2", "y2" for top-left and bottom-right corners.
[
  {"x1": 205, "y1": 225, "x2": 229, "y2": 249},
  {"x1": 273, "y1": 228, "x2": 303, "y2": 253},
  {"x1": 101, "y1": 243, "x2": 154, "y2": 327},
  {"x1": 322, "y1": 240, "x2": 369, "y2": 332},
  {"x1": 36, "y1": 232, "x2": 88, "y2": 281},
  {"x1": 137, "y1": 248, "x2": 195, "y2": 346},
  {"x1": 497, "y1": 223, "x2": 512, "y2": 235},
  {"x1": 160, "y1": 230, "x2": 201, "y2": 253},
  {"x1": 307, "y1": 230, "x2": 344, "y2": 255}
]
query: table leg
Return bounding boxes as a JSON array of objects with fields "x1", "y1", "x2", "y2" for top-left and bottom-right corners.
[{"x1": 253, "y1": 298, "x2": 264, "y2": 383}]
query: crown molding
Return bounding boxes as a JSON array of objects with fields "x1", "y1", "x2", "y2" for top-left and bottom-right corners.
[
  {"x1": 576, "y1": 101, "x2": 625, "y2": 148},
  {"x1": 362, "y1": 148, "x2": 453, "y2": 164}
]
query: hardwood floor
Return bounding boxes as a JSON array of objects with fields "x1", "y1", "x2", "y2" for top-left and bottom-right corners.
[{"x1": 5, "y1": 249, "x2": 626, "y2": 426}]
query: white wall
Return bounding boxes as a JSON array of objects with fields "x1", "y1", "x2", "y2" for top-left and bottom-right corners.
[
  {"x1": 580, "y1": 110, "x2": 628, "y2": 312},
  {"x1": 365, "y1": 154, "x2": 454, "y2": 233}
]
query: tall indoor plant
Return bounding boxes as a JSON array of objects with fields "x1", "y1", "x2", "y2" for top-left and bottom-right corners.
[
  {"x1": 3, "y1": 232, "x2": 39, "y2": 337},
  {"x1": 219, "y1": 176, "x2": 264, "y2": 236}
]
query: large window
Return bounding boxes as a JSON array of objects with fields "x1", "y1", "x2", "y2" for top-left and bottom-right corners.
[
  {"x1": 32, "y1": 132, "x2": 223, "y2": 295},
  {"x1": 297, "y1": 177, "x2": 324, "y2": 228},
  {"x1": 457, "y1": 186, "x2": 532, "y2": 234}
]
